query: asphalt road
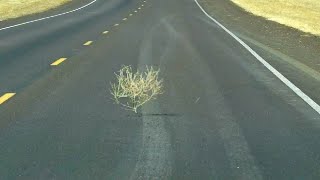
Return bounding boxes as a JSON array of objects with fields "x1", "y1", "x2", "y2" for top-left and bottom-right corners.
[{"x1": 0, "y1": 0, "x2": 320, "y2": 179}]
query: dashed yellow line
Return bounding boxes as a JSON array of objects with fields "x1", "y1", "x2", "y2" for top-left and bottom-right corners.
[
  {"x1": 83, "y1": 41, "x2": 93, "y2": 46},
  {"x1": 0, "y1": 93, "x2": 16, "y2": 105},
  {"x1": 0, "y1": 5, "x2": 150, "y2": 107},
  {"x1": 51, "y1": 58, "x2": 67, "y2": 66}
]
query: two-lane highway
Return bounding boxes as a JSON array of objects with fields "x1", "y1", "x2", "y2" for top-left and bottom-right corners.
[
  {"x1": 1, "y1": 0, "x2": 320, "y2": 179},
  {"x1": 0, "y1": 0, "x2": 142, "y2": 96}
]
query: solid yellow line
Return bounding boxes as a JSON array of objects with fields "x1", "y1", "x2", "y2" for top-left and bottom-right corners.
[
  {"x1": 103, "y1": 30, "x2": 109, "y2": 34},
  {"x1": 0, "y1": 93, "x2": 16, "y2": 105},
  {"x1": 83, "y1": 41, "x2": 93, "y2": 46},
  {"x1": 51, "y1": 58, "x2": 67, "y2": 66},
  {"x1": 123, "y1": 18, "x2": 128, "y2": 21}
]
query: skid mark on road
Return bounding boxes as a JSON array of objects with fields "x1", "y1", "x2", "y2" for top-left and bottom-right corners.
[
  {"x1": 161, "y1": 18, "x2": 263, "y2": 178},
  {"x1": 189, "y1": 44, "x2": 263, "y2": 179},
  {"x1": 130, "y1": 25, "x2": 174, "y2": 178},
  {"x1": 130, "y1": 112, "x2": 172, "y2": 179}
]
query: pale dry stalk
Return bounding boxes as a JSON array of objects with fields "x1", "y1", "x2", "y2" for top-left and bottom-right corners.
[{"x1": 110, "y1": 65, "x2": 163, "y2": 113}]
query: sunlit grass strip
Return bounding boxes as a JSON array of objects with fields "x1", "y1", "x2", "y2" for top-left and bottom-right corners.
[
  {"x1": 232, "y1": 0, "x2": 320, "y2": 36},
  {"x1": 110, "y1": 65, "x2": 163, "y2": 113},
  {"x1": 0, "y1": 0, "x2": 71, "y2": 21}
]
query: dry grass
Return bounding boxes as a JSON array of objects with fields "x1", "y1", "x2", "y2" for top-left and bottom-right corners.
[
  {"x1": 110, "y1": 65, "x2": 163, "y2": 113},
  {"x1": 0, "y1": 0, "x2": 71, "y2": 21},
  {"x1": 232, "y1": 0, "x2": 320, "y2": 36}
]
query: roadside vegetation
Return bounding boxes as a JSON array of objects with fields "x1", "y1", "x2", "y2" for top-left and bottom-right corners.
[
  {"x1": 231, "y1": 0, "x2": 320, "y2": 36},
  {"x1": 0, "y1": 0, "x2": 71, "y2": 21},
  {"x1": 110, "y1": 65, "x2": 163, "y2": 113}
]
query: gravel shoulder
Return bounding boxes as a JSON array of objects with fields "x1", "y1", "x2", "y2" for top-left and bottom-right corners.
[{"x1": 198, "y1": 0, "x2": 320, "y2": 104}]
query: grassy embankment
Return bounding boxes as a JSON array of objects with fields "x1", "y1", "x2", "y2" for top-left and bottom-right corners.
[
  {"x1": 231, "y1": 0, "x2": 320, "y2": 36},
  {"x1": 0, "y1": 0, "x2": 71, "y2": 21}
]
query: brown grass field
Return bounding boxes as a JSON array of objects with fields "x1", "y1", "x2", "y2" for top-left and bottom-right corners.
[
  {"x1": 0, "y1": 0, "x2": 71, "y2": 21},
  {"x1": 232, "y1": 0, "x2": 320, "y2": 36}
]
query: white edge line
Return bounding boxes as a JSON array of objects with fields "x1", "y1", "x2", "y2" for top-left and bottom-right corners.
[
  {"x1": 0, "y1": 0, "x2": 97, "y2": 31},
  {"x1": 194, "y1": 0, "x2": 320, "y2": 115}
]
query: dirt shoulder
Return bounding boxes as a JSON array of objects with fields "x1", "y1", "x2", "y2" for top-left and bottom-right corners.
[
  {"x1": 231, "y1": 0, "x2": 320, "y2": 36},
  {"x1": 198, "y1": 0, "x2": 320, "y2": 104},
  {"x1": 0, "y1": 0, "x2": 93, "y2": 28},
  {"x1": 0, "y1": 0, "x2": 71, "y2": 21}
]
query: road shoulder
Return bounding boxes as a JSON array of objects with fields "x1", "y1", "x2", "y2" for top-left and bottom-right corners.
[
  {"x1": 0, "y1": 0, "x2": 95, "y2": 29},
  {"x1": 198, "y1": 0, "x2": 320, "y2": 104}
]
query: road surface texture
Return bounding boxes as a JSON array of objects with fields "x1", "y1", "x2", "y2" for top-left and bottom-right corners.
[{"x1": 0, "y1": 0, "x2": 320, "y2": 179}]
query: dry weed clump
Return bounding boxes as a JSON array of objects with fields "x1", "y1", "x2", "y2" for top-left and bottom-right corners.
[{"x1": 110, "y1": 65, "x2": 163, "y2": 113}]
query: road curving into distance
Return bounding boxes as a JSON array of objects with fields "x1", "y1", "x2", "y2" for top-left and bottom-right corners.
[
  {"x1": 0, "y1": 0, "x2": 98, "y2": 31},
  {"x1": 0, "y1": 0, "x2": 319, "y2": 179}
]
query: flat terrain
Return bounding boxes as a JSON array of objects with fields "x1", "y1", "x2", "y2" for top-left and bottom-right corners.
[
  {"x1": 0, "y1": 0, "x2": 320, "y2": 179},
  {"x1": 0, "y1": 0, "x2": 71, "y2": 21},
  {"x1": 232, "y1": 0, "x2": 320, "y2": 36}
]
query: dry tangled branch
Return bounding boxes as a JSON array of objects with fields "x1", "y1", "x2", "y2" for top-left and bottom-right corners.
[{"x1": 110, "y1": 65, "x2": 163, "y2": 113}]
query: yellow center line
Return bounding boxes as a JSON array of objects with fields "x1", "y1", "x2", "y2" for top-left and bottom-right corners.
[
  {"x1": 83, "y1": 41, "x2": 93, "y2": 46},
  {"x1": 0, "y1": 93, "x2": 16, "y2": 105},
  {"x1": 51, "y1": 58, "x2": 67, "y2": 66},
  {"x1": 103, "y1": 30, "x2": 109, "y2": 34},
  {"x1": 114, "y1": 23, "x2": 120, "y2": 27},
  {"x1": 123, "y1": 18, "x2": 128, "y2": 21}
]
